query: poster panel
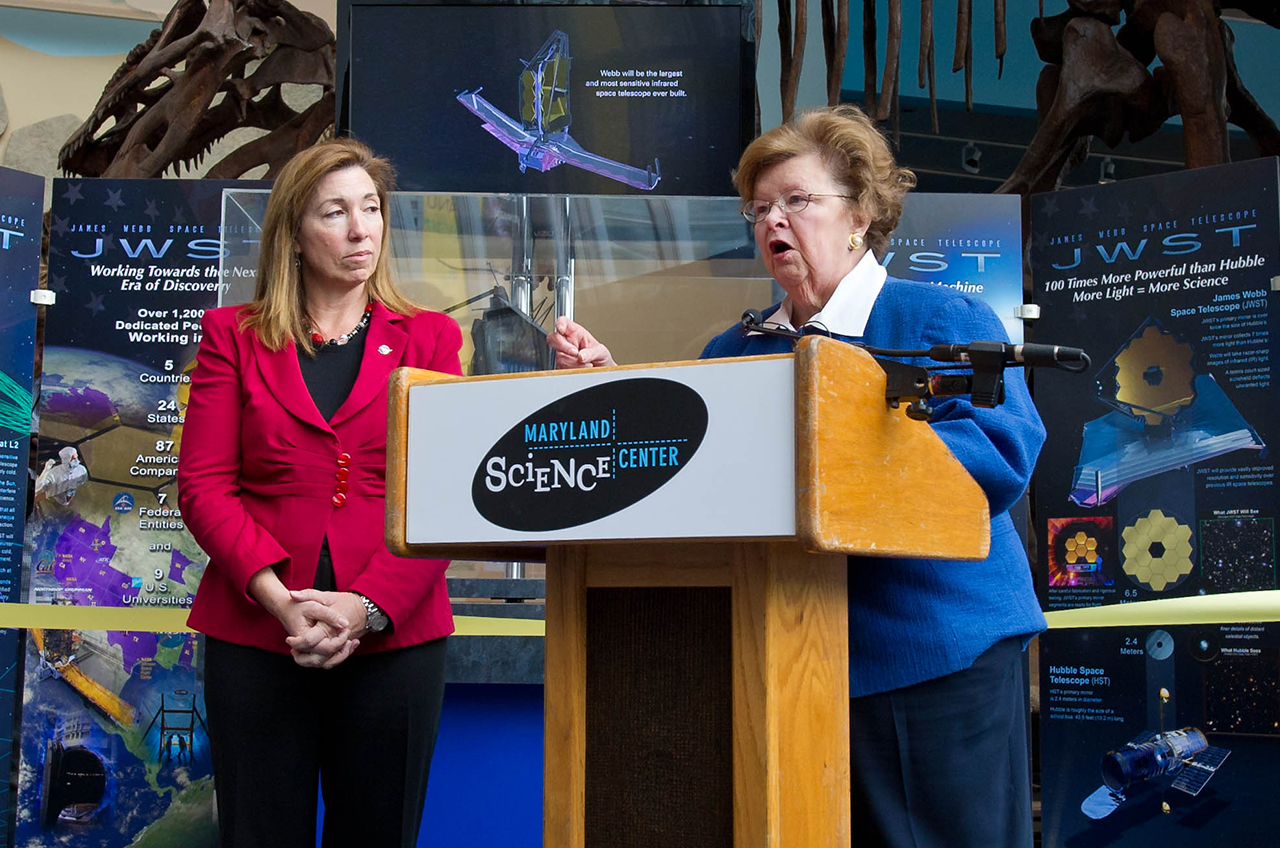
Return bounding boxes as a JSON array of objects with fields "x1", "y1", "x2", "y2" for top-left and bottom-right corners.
[
  {"x1": 16, "y1": 179, "x2": 262, "y2": 848},
  {"x1": 1, "y1": 166, "x2": 44, "y2": 844},
  {"x1": 1030, "y1": 159, "x2": 1278, "y2": 611},
  {"x1": 1038, "y1": 624, "x2": 1279, "y2": 846},
  {"x1": 1029, "y1": 159, "x2": 1280, "y2": 848},
  {"x1": 30, "y1": 178, "x2": 265, "y2": 608}
]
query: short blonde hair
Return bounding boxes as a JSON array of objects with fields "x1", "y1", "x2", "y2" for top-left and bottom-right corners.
[
  {"x1": 239, "y1": 138, "x2": 420, "y2": 352},
  {"x1": 733, "y1": 105, "x2": 916, "y2": 258}
]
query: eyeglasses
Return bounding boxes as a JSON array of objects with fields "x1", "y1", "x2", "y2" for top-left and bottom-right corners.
[{"x1": 741, "y1": 190, "x2": 855, "y2": 223}]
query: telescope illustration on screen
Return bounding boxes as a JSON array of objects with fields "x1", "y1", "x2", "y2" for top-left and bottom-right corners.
[
  {"x1": 456, "y1": 30, "x2": 662, "y2": 190},
  {"x1": 1080, "y1": 725, "x2": 1231, "y2": 820}
]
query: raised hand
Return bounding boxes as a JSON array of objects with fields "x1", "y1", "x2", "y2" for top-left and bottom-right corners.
[{"x1": 546, "y1": 316, "x2": 616, "y2": 368}]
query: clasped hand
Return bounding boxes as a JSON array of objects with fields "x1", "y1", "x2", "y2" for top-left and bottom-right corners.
[{"x1": 280, "y1": 589, "x2": 368, "y2": 669}]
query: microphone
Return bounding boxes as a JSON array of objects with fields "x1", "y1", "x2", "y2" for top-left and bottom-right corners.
[
  {"x1": 740, "y1": 309, "x2": 803, "y2": 340},
  {"x1": 1012, "y1": 343, "x2": 1090, "y2": 368},
  {"x1": 928, "y1": 341, "x2": 1090, "y2": 371}
]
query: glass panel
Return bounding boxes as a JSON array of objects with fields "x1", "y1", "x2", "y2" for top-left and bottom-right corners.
[
  {"x1": 219, "y1": 189, "x2": 770, "y2": 580},
  {"x1": 219, "y1": 188, "x2": 269, "y2": 306},
  {"x1": 219, "y1": 189, "x2": 769, "y2": 368}
]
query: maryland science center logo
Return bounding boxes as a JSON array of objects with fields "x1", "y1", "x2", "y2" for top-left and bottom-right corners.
[{"x1": 472, "y1": 377, "x2": 708, "y2": 531}]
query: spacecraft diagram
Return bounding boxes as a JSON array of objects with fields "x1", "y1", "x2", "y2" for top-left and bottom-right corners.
[
  {"x1": 1070, "y1": 318, "x2": 1265, "y2": 508},
  {"x1": 456, "y1": 30, "x2": 662, "y2": 191}
]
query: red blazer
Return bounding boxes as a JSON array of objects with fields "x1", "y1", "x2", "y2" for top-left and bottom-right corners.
[{"x1": 178, "y1": 302, "x2": 463, "y2": 654}]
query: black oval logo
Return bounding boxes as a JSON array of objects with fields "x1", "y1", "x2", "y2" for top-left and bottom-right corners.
[{"x1": 472, "y1": 377, "x2": 708, "y2": 531}]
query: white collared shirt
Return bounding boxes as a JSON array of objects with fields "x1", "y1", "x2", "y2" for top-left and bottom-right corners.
[{"x1": 757, "y1": 250, "x2": 887, "y2": 337}]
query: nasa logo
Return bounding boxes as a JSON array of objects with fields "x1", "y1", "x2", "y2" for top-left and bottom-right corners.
[
  {"x1": 113, "y1": 492, "x2": 135, "y2": 513},
  {"x1": 472, "y1": 378, "x2": 708, "y2": 531}
]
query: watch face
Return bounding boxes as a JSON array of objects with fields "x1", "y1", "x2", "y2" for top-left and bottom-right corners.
[{"x1": 358, "y1": 595, "x2": 387, "y2": 632}]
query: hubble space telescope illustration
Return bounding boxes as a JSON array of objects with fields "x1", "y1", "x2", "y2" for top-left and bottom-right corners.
[
  {"x1": 1081, "y1": 698, "x2": 1231, "y2": 821},
  {"x1": 457, "y1": 30, "x2": 662, "y2": 190}
]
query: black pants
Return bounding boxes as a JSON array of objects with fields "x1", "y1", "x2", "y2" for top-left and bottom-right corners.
[
  {"x1": 203, "y1": 636, "x2": 448, "y2": 848},
  {"x1": 849, "y1": 636, "x2": 1033, "y2": 848}
]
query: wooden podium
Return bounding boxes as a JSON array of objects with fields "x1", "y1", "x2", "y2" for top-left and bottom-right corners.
[{"x1": 387, "y1": 336, "x2": 989, "y2": 848}]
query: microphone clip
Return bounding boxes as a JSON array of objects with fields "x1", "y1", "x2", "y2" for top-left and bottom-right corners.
[
  {"x1": 740, "y1": 309, "x2": 803, "y2": 340},
  {"x1": 949, "y1": 341, "x2": 1007, "y2": 409}
]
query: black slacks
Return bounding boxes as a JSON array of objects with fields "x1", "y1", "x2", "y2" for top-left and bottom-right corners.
[
  {"x1": 203, "y1": 636, "x2": 448, "y2": 848},
  {"x1": 849, "y1": 636, "x2": 1033, "y2": 848}
]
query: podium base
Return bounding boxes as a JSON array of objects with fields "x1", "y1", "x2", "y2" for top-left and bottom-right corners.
[{"x1": 544, "y1": 541, "x2": 851, "y2": 848}]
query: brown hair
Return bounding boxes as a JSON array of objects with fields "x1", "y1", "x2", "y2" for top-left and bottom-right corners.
[
  {"x1": 733, "y1": 104, "x2": 916, "y2": 258},
  {"x1": 239, "y1": 138, "x2": 420, "y2": 352}
]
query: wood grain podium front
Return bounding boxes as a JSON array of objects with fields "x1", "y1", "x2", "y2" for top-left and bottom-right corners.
[{"x1": 387, "y1": 336, "x2": 989, "y2": 848}]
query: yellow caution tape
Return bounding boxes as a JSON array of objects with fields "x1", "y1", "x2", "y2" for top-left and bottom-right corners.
[
  {"x1": 0, "y1": 603, "x2": 545, "y2": 637},
  {"x1": 1044, "y1": 589, "x2": 1280, "y2": 629},
  {"x1": 6, "y1": 592, "x2": 1273, "y2": 636},
  {"x1": 0, "y1": 604, "x2": 194, "y2": 632},
  {"x1": 452, "y1": 615, "x2": 546, "y2": 637}
]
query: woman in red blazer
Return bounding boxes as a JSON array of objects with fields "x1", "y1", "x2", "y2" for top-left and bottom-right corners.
[{"x1": 177, "y1": 139, "x2": 462, "y2": 848}]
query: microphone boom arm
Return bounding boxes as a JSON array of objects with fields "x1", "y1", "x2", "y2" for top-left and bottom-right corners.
[{"x1": 738, "y1": 310, "x2": 1090, "y2": 417}]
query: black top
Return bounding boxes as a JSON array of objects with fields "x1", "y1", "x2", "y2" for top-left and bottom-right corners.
[
  {"x1": 298, "y1": 333, "x2": 367, "y2": 591},
  {"x1": 298, "y1": 332, "x2": 367, "y2": 421}
]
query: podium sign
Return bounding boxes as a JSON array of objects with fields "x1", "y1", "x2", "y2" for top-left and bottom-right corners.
[{"x1": 403, "y1": 356, "x2": 795, "y2": 546}]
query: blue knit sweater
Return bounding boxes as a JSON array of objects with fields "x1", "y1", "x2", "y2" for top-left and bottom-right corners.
[{"x1": 701, "y1": 280, "x2": 1047, "y2": 696}]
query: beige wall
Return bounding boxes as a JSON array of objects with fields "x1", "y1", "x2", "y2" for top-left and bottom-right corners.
[{"x1": 0, "y1": 34, "x2": 124, "y2": 159}]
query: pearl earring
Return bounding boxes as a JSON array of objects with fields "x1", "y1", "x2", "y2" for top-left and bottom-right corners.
[{"x1": 848, "y1": 232, "x2": 864, "y2": 251}]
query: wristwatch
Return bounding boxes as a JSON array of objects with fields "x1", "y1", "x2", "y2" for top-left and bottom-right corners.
[{"x1": 352, "y1": 592, "x2": 389, "y2": 633}]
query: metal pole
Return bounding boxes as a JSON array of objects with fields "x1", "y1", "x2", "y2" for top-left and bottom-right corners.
[
  {"x1": 553, "y1": 195, "x2": 574, "y2": 322},
  {"x1": 506, "y1": 194, "x2": 536, "y2": 582},
  {"x1": 510, "y1": 194, "x2": 532, "y2": 315}
]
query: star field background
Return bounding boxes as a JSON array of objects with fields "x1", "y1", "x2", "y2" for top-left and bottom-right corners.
[
  {"x1": 1204, "y1": 648, "x2": 1280, "y2": 735},
  {"x1": 1199, "y1": 516, "x2": 1276, "y2": 592}
]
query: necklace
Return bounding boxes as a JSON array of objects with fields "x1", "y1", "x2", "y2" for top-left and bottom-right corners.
[{"x1": 311, "y1": 302, "x2": 373, "y2": 347}]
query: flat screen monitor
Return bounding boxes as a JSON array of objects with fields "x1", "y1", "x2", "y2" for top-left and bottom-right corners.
[{"x1": 340, "y1": 1, "x2": 753, "y2": 196}]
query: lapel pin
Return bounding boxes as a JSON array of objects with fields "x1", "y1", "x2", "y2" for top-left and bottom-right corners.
[{"x1": 377, "y1": 344, "x2": 392, "y2": 356}]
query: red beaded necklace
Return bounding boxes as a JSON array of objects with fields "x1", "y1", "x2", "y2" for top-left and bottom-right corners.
[{"x1": 311, "y1": 302, "x2": 373, "y2": 346}]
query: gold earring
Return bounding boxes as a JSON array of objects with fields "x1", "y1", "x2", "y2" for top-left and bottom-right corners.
[{"x1": 849, "y1": 232, "x2": 864, "y2": 251}]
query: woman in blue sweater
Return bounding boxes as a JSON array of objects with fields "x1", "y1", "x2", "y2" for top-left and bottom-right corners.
[{"x1": 548, "y1": 104, "x2": 1046, "y2": 848}]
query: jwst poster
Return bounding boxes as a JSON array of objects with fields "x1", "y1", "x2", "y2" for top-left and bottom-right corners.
[
  {"x1": 1029, "y1": 160, "x2": 1279, "y2": 847},
  {"x1": 15, "y1": 179, "x2": 267, "y2": 848}
]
